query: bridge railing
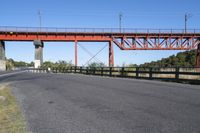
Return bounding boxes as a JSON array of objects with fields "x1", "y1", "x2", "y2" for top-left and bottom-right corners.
[
  {"x1": 27, "y1": 67, "x2": 200, "y2": 84},
  {"x1": 0, "y1": 26, "x2": 200, "y2": 34}
]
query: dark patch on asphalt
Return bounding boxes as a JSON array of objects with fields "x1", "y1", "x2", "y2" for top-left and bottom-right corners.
[{"x1": 48, "y1": 101, "x2": 54, "y2": 104}]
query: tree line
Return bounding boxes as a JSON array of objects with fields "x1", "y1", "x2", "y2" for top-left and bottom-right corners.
[
  {"x1": 137, "y1": 50, "x2": 196, "y2": 68},
  {"x1": 6, "y1": 50, "x2": 197, "y2": 70}
]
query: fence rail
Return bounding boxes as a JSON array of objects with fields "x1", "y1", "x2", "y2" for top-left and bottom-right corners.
[
  {"x1": 1, "y1": 26, "x2": 200, "y2": 34},
  {"x1": 27, "y1": 67, "x2": 200, "y2": 84}
]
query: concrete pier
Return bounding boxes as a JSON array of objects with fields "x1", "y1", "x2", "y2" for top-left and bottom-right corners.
[
  {"x1": 0, "y1": 41, "x2": 6, "y2": 71},
  {"x1": 196, "y1": 43, "x2": 200, "y2": 67},
  {"x1": 34, "y1": 40, "x2": 43, "y2": 68}
]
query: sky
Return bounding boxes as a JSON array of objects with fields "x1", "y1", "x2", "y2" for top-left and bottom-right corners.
[{"x1": 1, "y1": 0, "x2": 200, "y2": 66}]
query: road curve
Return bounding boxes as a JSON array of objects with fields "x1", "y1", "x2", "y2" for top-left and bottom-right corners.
[{"x1": 0, "y1": 72, "x2": 200, "y2": 133}]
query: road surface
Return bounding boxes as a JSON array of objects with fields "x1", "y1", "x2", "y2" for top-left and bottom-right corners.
[{"x1": 0, "y1": 72, "x2": 200, "y2": 133}]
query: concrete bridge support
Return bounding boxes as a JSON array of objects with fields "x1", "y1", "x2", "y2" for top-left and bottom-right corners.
[
  {"x1": 34, "y1": 40, "x2": 43, "y2": 68},
  {"x1": 0, "y1": 41, "x2": 6, "y2": 71},
  {"x1": 195, "y1": 43, "x2": 200, "y2": 67}
]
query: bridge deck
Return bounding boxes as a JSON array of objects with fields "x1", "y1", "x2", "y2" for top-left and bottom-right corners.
[
  {"x1": 0, "y1": 26, "x2": 200, "y2": 35},
  {"x1": 0, "y1": 26, "x2": 200, "y2": 51}
]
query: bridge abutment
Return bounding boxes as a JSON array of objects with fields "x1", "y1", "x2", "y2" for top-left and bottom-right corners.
[
  {"x1": 34, "y1": 40, "x2": 43, "y2": 68},
  {"x1": 0, "y1": 41, "x2": 6, "y2": 71},
  {"x1": 195, "y1": 43, "x2": 200, "y2": 67}
]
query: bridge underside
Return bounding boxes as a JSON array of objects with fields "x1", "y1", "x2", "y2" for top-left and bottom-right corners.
[
  {"x1": 0, "y1": 32, "x2": 199, "y2": 50},
  {"x1": 0, "y1": 29, "x2": 200, "y2": 68}
]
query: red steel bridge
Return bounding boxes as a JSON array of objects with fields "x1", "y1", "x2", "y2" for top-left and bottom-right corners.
[{"x1": 0, "y1": 26, "x2": 200, "y2": 68}]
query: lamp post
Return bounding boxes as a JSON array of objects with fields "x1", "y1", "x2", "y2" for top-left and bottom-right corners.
[
  {"x1": 38, "y1": 10, "x2": 42, "y2": 32},
  {"x1": 184, "y1": 13, "x2": 192, "y2": 33},
  {"x1": 119, "y1": 12, "x2": 123, "y2": 33}
]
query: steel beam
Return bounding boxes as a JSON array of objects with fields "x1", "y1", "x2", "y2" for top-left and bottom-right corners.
[
  {"x1": 112, "y1": 36, "x2": 199, "y2": 50},
  {"x1": 0, "y1": 34, "x2": 111, "y2": 42},
  {"x1": 75, "y1": 40, "x2": 78, "y2": 66},
  {"x1": 109, "y1": 41, "x2": 114, "y2": 67},
  {"x1": 0, "y1": 28, "x2": 200, "y2": 68},
  {"x1": 0, "y1": 30, "x2": 199, "y2": 50}
]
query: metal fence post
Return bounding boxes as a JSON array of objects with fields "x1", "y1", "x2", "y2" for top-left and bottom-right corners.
[
  {"x1": 86, "y1": 67, "x2": 88, "y2": 75},
  {"x1": 93, "y1": 68, "x2": 95, "y2": 75},
  {"x1": 75, "y1": 66, "x2": 77, "y2": 73},
  {"x1": 110, "y1": 67, "x2": 112, "y2": 77},
  {"x1": 175, "y1": 67, "x2": 180, "y2": 81},
  {"x1": 149, "y1": 67, "x2": 153, "y2": 79},
  {"x1": 101, "y1": 67, "x2": 103, "y2": 76},
  {"x1": 80, "y1": 67, "x2": 82, "y2": 74},
  {"x1": 70, "y1": 67, "x2": 72, "y2": 73},
  {"x1": 136, "y1": 67, "x2": 139, "y2": 78},
  {"x1": 121, "y1": 67, "x2": 124, "y2": 77}
]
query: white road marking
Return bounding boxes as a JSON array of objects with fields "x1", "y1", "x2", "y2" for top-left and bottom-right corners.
[{"x1": 0, "y1": 71, "x2": 26, "y2": 77}]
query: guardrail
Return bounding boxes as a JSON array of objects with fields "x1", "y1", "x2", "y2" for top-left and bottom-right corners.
[
  {"x1": 1, "y1": 26, "x2": 200, "y2": 34},
  {"x1": 27, "y1": 67, "x2": 200, "y2": 84}
]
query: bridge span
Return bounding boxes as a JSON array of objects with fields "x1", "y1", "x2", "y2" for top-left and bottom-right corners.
[{"x1": 0, "y1": 26, "x2": 200, "y2": 70}]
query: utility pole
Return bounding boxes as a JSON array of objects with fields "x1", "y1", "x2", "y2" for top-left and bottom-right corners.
[
  {"x1": 119, "y1": 12, "x2": 123, "y2": 33},
  {"x1": 184, "y1": 13, "x2": 192, "y2": 33},
  {"x1": 38, "y1": 10, "x2": 42, "y2": 32}
]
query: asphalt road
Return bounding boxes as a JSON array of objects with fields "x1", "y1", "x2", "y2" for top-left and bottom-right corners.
[
  {"x1": 0, "y1": 70, "x2": 23, "y2": 75},
  {"x1": 0, "y1": 72, "x2": 200, "y2": 133}
]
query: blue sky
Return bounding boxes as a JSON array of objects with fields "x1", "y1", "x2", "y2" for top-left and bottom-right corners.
[{"x1": 1, "y1": 0, "x2": 200, "y2": 66}]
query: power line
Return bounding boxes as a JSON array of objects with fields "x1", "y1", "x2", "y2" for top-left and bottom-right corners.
[{"x1": 4, "y1": 10, "x2": 200, "y2": 17}]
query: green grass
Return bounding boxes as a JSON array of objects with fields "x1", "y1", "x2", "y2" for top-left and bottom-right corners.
[{"x1": 0, "y1": 85, "x2": 28, "y2": 133}]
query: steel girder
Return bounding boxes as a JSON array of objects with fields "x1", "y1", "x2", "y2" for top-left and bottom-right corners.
[{"x1": 112, "y1": 36, "x2": 200, "y2": 50}]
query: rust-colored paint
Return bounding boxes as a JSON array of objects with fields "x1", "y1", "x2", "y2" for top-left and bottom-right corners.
[
  {"x1": 109, "y1": 41, "x2": 114, "y2": 67},
  {"x1": 195, "y1": 43, "x2": 200, "y2": 67},
  {"x1": 0, "y1": 31, "x2": 199, "y2": 50},
  {"x1": 0, "y1": 34, "x2": 111, "y2": 42},
  {"x1": 0, "y1": 30, "x2": 200, "y2": 67},
  {"x1": 75, "y1": 40, "x2": 78, "y2": 66},
  {"x1": 112, "y1": 36, "x2": 199, "y2": 50}
]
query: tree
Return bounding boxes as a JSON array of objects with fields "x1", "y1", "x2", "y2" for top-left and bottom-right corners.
[
  {"x1": 5, "y1": 58, "x2": 33, "y2": 69},
  {"x1": 139, "y1": 50, "x2": 197, "y2": 67},
  {"x1": 127, "y1": 64, "x2": 138, "y2": 67},
  {"x1": 42, "y1": 61, "x2": 55, "y2": 69},
  {"x1": 6, "y1": 59, "x2": 14, "y2": 70},
  {"x1": 87, "y1": 62, "x2": 106, "y2": 68},
  {"x1": 41, "y1": 60, "x2": 73, "y2": 69}
]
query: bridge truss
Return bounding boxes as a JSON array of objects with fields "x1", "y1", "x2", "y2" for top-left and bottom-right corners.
[{"x1": 0, "y1": 27, "x2": 200, "y2": 67}]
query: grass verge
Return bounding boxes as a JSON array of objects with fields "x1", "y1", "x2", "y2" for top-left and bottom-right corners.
[{"x1": 0, "y1": 85, "x2": 27, "y2": 133}]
